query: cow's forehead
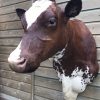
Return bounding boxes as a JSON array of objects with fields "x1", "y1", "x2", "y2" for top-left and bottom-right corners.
[{"x1": 25, "y1": 0, "x2": 53, "y2": 29}]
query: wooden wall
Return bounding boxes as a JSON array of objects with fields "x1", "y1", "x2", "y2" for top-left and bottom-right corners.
[
  {"x1": 0, "y1": 0, "x2": 100, "y2": 100},
  {"x1": 0, "y1": 0, "x2": 32, "y2": 100}
]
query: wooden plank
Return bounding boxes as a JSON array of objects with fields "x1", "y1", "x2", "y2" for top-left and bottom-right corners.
[
  {"x1": 35, "y1": 76, "x2": 62, "y2": 91},
  {"x1": 0, "y1": 93, "x2": 19, "y2": 100},
  {"x1": 0, "y1": 38, "x2": 21, "y2": 46},
  {"x1": 0, "y1": 30, "x2": 23, "y2": 38},
  {"x1": 35, "y1": 86, "x2": 63, "y2": 100},
  {"x1": 77, "y1": 9, "x2": 100, "y2": 23},
  {"x1": 58, "y1": 0, "x2": 100, "y2": 11},
  {"x1": 35, "y1": 85, "x2": 100, "y2": 100},
  {"x1": 97, "y1": 48, "x2": 100, "y2": 61},
  {"x1": 0, "y1": 77, "x2": 31, "y2": 93},
  {"x1": 0, "y1": 62, "x2": 12, "y2": 71},
  {"x1": 82, "y1": 0, "x2": 100, "y2": 10},
  {"x1": 98, "y1": 62, "x2": 100, "y2": 73},
  {"x1": 0, "y1": 70, "x2": 31, "y2": 84},
  {"x1": 86, "y1": 22, "x2": 100, "y2": 35},
  {"x1": 94, "y1": 35, "x2": 100, "y2": 48},
  {"x1": 0, "y1": 54, "x2": 8, "y2": 62},
  {"x1": 90, "y1": 74, "x2": 100, "y2": 87},
  {"x1": 0, "y1": 85, "x2": 31, "y2": 100},
  {"x1": 77, "y1": 96, "x2": 94, "y2": 100},
  {"x1": 0, "y1": 0, "x2": 30, "y2": 7},
  {"x1": 80, "y1": 86, "x2": 100, "y2": 100},
  {"x1": 0, "y1": 21, "x2": 22, "y2": 30},
  {"x1": 0, "y1": 13, "x2": 19, "y2": 23},
  {"x1": 34, "y1": 95, "x2": 51, "y2": 100},
  {"x1": 40, "y1": 59, "x2": 53, "y2": 68},
  {"x1": 0, "y1": 1, "x2": 31, "y2": 15},
  {"x1": 0, "y1": 46, "x2": 15, "y2": 54},
  {"x1": 35, "y1": 67, "x2": 58, "y2": 79}
]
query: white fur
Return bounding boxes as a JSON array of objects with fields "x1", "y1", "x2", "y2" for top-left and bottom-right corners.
[
  {"x1": 53, "y1": 46, "x2": 94, "y2": 100},
  {"x1": 57, "y1": 67, "x2": 93, "y2": 100},
  {"x1": 62, "y1": 75, "x2": 79, "y2": 100},
  {"x1": 8, "y1": 41, "x2": 22, "y2": 63},
  {"x1": 25, "y1": 0, "x2": 52, "y2": 29}
]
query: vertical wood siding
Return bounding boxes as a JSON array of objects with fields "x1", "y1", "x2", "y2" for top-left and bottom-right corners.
[{"x1": 0, "y1": 0, "x2": 100, "y2": 100}]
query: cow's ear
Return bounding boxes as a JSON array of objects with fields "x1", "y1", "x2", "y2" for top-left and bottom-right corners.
[
  {"x1": 16, "y1": 8, "x2": 27, "y2": 30},
  {"x1": 64, "y1": 0, "x2": 82, "y2": 17},
  {"x1": 16, "y1": 8, "x2": 26, "y2": 19}
]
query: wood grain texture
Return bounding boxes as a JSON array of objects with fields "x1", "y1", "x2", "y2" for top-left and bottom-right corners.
[
  {"x1": 0, "y1": 1, "x2": 31, "y2": 15},
  {"x1": 0, "y1": 77, "x2": 31, "y2": 93},
  {"x1": 0, "y1": 70, "x2": 32, "y2": 84},
  {"x1": 0, "y1": 85, "x2": 31, "y2": 100},
  {"x1": 0, "y1": 0, "x2": 30, "y2": 7},
  {"x1": 58, "y1": 0, "x2": 100, "y2": 10}
]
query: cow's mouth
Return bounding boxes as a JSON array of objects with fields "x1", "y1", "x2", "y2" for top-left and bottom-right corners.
[{"x1": 8, "y1": 57, "x2": 39, "y2": 73}]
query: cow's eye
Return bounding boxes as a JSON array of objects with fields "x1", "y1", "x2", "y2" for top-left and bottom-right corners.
[{"x1": 48, "y1": 17, "x2": 57, "y2": 27}]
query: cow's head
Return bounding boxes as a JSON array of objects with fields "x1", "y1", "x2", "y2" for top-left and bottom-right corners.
[{"x1": 8, "y1": 0, "x2": 82, "y2": 73}]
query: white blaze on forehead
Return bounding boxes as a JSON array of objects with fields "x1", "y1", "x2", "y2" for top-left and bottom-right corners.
[{"x1": 25, "y1": 0, "x2": 52, "y2": 29}]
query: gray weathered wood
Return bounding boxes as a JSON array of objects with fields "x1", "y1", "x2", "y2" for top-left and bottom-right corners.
[
  {"x1": 0, "y1": 0, "x2": 30, "y2": 7},
  {"x1": 0, "y1": 70, "x2": 31, "y2": 84},
  {"x1": 0, "y1": 1, "x2": 31, "y2": 15},
  {"x1": 35, "y1": 76, "x2": 62, "y2": 91},
  {"x1": 0, "y1": 62, "x2": 12, "y2": 71},
  {"x1": 34, "y1": 95, "x2": 51, "y2": 100},
  {"x1": 35, "y1": 67, "x2": 58, "y2": 79},
  {"x1": 77, "y1": 96, "x2": 95, "y2": 100},
  {"x1": 77, "y1": 9, "x2": 100, "y2": 23},
  {"x1": 82, "y1": 0, "x2": 100, "y2": 10},
  {"x1": 35, "y1": 86, "x2": 63, "y2": 100},
  {"x1": 0, "y1": 30, "x2": 23, "y2": 38},
  {"x1": 0, "y1": 93, "x2": 19, "y2": 100},
  {"x1": 0, "y1": 21, "x2": 22, "y2": 30},
  {"x1": 0, "y1": 46, "x2": 16, "y2": 54},
  {"x1": 0, "y1": 13, "x2": 19, "y2": 23},
  {"x1": 0, "y1": 85, "x2": 31, "y2": 100},
  {"x1": 80, "y1": 86, "x2": 100, "y2": 100},
  {"x1": 93, "y1": 35, "x2": 100, "y2": 47},
  {"x1": 0, "y1": 77, "x2": 31, "y2": 93},
  {"x1": 0, "y1": 38, "x2": 21, "y2": 46},
  {"x1": 0, "y1": 54, "x2": 8, "y2": 62},
  {"x1": 58, "y1": 0, "x2": 100, "y2": 11},
  {"x1": 86, "y1": 22, "x2": 100, "y2": 35},
  {"x1": 40, "y1": 59, "x2": 53, "y2": 68}
]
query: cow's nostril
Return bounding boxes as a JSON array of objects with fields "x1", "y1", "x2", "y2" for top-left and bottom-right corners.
[
  {"x1": 8, "y1": 57, "x2": 27, "y2": 73},
  {"x1": 17, "y1": 58, "x2": 26, "y2": 65}
]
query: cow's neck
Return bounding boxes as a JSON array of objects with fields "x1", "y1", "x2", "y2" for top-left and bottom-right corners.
[{"x1": 53, "y1": 21, "x2": 72, "y2": 76}]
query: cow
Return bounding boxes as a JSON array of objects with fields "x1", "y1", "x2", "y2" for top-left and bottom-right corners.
[{"x1": 8, "y1": 0, "x2": 99, "y2": 100}]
